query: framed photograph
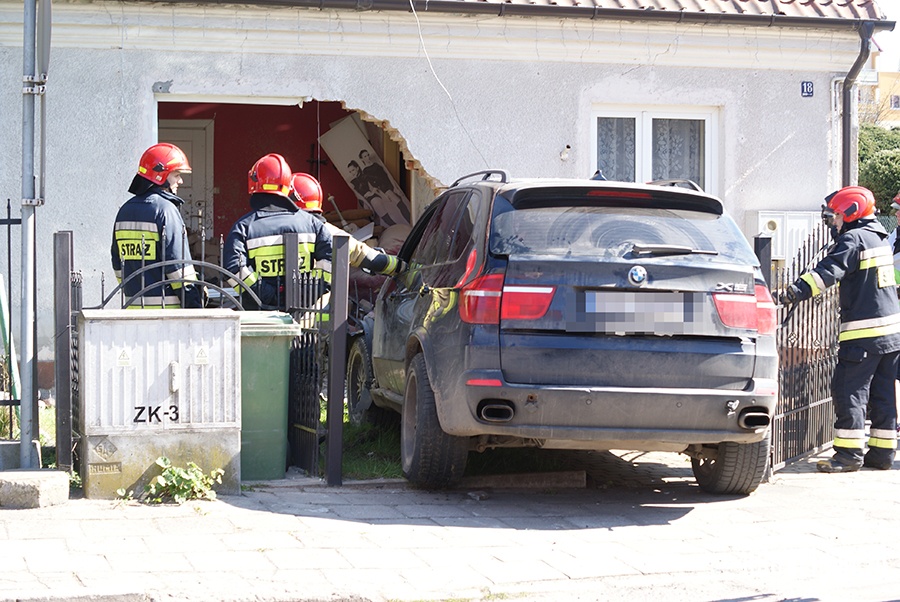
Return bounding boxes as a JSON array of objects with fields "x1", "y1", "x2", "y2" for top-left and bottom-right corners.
[{"x1": 318, "y1": 116, "x2": 411, "y2": 229}]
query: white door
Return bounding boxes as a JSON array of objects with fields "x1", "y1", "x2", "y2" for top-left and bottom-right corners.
[{"x1": 159, "y1": 120, "x2": 215, "y2": 239}]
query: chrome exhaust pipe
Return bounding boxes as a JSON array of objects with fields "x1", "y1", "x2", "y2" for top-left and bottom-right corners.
[
  {"x1": 738, "y1": 410, "x2": 770, "y2": 430},
  {"x1": 478, "y1": 401, "x2": 515, "y2": 423}
]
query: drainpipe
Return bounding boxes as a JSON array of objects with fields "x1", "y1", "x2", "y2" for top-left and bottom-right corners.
[
  {"x1": 842, "y1": 21, "x2": 875, "y2": 187},
  {"x1": 19, "y1": 0, "x2": 37, "y2": 469}
]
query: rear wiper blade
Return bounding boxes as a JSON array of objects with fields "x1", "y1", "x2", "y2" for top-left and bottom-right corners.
[{"x1": 631, "y1": 244, "x2": 718, "y2": 256}]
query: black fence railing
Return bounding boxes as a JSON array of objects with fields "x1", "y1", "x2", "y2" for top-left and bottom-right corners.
[
  {"x1": 770, "y1": 223, "x2": 840, "y2": 469},
  {"x1": 1, "y1": 199, "x2": 22, "y2": 442}
]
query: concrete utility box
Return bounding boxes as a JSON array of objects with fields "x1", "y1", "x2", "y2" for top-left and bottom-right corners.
[{"x1": 77, "y1": 309, "x2": 241, "y2": 499}]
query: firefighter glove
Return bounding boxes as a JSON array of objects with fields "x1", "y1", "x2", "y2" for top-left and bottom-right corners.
[{"x1": 778, "y1": 283, "x2": 802, "y2": 306}]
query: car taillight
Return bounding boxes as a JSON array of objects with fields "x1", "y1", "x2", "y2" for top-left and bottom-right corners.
[
  {"x1": 460, "y1": 274, "x2": 556, "y2": 324},
  {"x1": 460, "y1": 274, "x2": 503, "y2": 324},
  {"x1": 712, "y1": 285, "x2": 776, "y2": 335},
  {"x1": 754, "y1": 284, "x2": 777, "y2": 335},
  {"x1": 501, "y1": 285, "x2": 556, "y2": 320},
  {"x1": 713, "y1": 292, "x2": 757, "y2": 330}
]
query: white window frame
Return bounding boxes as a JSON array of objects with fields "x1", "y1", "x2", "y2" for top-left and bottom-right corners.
[
  {"x1": 891, "y1": 95, "x2": 900, "y2": 110},
  {"x1": 590, "y1": 105, "x2": 719, "y2": 196}
]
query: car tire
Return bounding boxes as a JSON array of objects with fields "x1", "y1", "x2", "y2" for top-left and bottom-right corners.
[
  {"x1": 691, "y1": 433, "x2": 770, "y2": 495},
  {"x1": 346, "y1": 336, "x2": 394, "y2": 428},
  {"x1": 401, "y1": 353, "x2": 469, "y2": 488}
]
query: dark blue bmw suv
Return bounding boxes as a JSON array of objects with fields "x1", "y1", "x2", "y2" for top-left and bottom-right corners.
[{"x1": 346, "y1": 170, "x2": 778, "y2": 495}]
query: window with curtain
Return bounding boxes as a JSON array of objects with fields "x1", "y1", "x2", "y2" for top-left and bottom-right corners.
[{"x1": 594, "y1": 109, "x2": 715, "y2": 193}]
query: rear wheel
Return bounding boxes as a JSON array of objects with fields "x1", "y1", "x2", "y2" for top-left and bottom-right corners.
[
  {"x1": 346, "y1": 336, "x2": 394, "y2": 428},
  {"x1": 691, "y1": 433, "x2": 771, "y2": 495},
  {"x1": 401, "y1": 353, "x2": 469, "y2": 488}
]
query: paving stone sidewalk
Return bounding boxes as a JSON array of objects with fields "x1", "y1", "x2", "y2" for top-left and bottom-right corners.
[{"x1": 1, "y1": 449, "x2": 899, "y2": 602}]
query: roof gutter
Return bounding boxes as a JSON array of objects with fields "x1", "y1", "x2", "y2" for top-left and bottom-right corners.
[
  {"x1": 146, "y1": 0, "x2": 896, "y2": 34},
  {"x1": 842, "y1": 21, "x2": 876, "y2": 187}
]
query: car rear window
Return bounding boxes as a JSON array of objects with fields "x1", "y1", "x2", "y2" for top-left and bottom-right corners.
[{"x1": 489, "y1": 204, "x2": 758, "y2": 264}]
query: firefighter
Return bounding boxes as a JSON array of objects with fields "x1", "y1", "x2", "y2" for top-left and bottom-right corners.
[
  {"x1": 111, "y1": 143, "x2": 204, "y2": 308},
  {"x1": 289, "y1": 172, "x2": 406, "y2": 278},
  {"x1": 891, "y1": 192, "x2": 900, "y2": 285},
  {"x1": 779, "y1": 186, "x2": 900, "y2": 472},
  {"x1": 223, "y1": 154, "x2": 332, "y2": 310}
]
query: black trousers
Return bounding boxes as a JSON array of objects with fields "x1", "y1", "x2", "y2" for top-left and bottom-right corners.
[{"x1": 832, "y1": 345, "x2": 899, "y2": 464}]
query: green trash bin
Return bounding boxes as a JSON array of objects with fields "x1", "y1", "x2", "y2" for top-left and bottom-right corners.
[{"x1": 239, "y1": 312, "x2": 302, "y2": 481}]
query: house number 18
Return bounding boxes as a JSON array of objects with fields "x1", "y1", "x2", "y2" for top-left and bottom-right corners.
[{"x1": 801, "y1": 81, "x2": 814, "y2": 98}]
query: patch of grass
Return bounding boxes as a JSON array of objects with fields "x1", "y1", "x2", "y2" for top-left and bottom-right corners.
[{"x1": 333, "y1": 421, "x2": 403, "y2": 480}]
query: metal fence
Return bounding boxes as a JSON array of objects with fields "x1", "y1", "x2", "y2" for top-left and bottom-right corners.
[
  {"x1": 770, "y1": 222, "x2": 840, "y2": 469},
  {"x1": 1, "y1": 200, "x2": 22, "y2": 441}
]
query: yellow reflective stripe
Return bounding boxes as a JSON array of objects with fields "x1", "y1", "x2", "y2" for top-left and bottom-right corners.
[
  {"x1": 249, "y1": 246, "x2": 285, "y2": 260},
  {"x1": 839, "y1": 314, "x2": 900, "y2": 342},
  {"x1": 228, "y1": 266, "x2": 258, "y2": 292},
  {"x1": 800, "y1": 272, "x2": 822, "y2": 296},
  {"x1": 261, "y1": 183, "x2": 290, "y2": 196},
  {"x1": 860, "y1": 255, "x2": 892, "y2": 270},
  {"x1": 114, "y1": 229, "x2": 160, "y2": 241},
  {"x1": 241, "y1": 272, "x2": 259, "y2": 288},
  {"x1": 833, "y1": 437, "x2": 865, "y2": 449},
  {"x1": 868, "y1": 437, "x2": 898, "y2": 450}
]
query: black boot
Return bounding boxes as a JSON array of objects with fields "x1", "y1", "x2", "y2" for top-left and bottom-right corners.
[
  {"x1": 863, "y1": 451, "x2": 895, "y2": 470},
  {"x1": 816, "y1": 457, "x2": 863, "y2": 473}
]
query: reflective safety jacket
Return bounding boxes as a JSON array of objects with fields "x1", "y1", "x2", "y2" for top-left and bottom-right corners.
[
  {"x1": 793, "y1": 217, "x2": 900, "y2": 353},
  {"x1": 111, "y1": 186, "x2": 201, "y2": 308},
  {"x1": 224, "y1": 194, "x2": 333, "y2": 310}
]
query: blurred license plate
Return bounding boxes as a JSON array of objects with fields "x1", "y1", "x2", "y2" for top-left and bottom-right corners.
[{"x1": 583, "y1": 290, "x2": 701, "y2": 334}]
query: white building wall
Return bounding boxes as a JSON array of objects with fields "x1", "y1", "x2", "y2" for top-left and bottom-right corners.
[{"x1": 0, "y1": 1, "x2": 864, "y2": 356}]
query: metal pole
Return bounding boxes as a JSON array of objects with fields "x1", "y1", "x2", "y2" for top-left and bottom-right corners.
[
  {"x1": 754, "y1": 235, "x2": 773, "y2": 288},
  {"x1": 19, "y1": 0, "x2": 38, "y2": 469},
  {"x1": 53, "y1": 231, "x2": 73, "y2": 472},
  {"x1": 326, "y1": 234, "x2": 349, "y2": 486}
]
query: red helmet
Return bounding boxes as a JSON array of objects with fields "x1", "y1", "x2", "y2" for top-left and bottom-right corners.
[
  {"x1": 290, "y1": 173, "x2": 324, "y2": 212},
  {"x1": 137, "y1": 143, "x2": 192, "y2": 185},
  {"x1": 826, "y1": 186, "x2": 876, "y2": 222},
  {"x1": 248, "y1": 154, "x2": 292, "y2": 197}
]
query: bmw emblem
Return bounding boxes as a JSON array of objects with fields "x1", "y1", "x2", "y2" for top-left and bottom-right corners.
[{"x1": 628, "y1": 265, "x2": 648, "y2": 286}]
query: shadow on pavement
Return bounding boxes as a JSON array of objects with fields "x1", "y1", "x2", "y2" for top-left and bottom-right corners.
[{"x1": 225, "y1": 449, "x2": 751, "y2": 531}]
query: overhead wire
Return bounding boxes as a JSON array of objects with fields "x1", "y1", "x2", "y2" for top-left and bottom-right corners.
[{"x1": 408, "y1": 0, "x2": 488, "y2": 167}]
